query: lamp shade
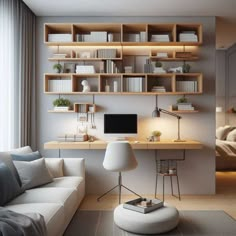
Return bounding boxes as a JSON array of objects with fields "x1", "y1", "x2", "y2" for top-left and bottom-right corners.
[{"x1": 103, "y1": 141, "x2": 137, "y2": 172}]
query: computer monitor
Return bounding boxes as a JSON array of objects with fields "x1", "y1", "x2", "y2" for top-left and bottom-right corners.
[{"x1": 104, "y1": 114, "x2": 138, "y2": 139}]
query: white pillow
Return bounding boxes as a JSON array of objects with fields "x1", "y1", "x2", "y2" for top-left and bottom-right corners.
[
  {"x1": 13, "y1": 158, "x2": 53, "y2": 190},
  {"x1": 45, "y1": 159, "x2": 63, "y2": 178},
  {"x1": 216, "y1": 126, "x2": 234, "y2": 140},
  {"x1": 226, "y1": 129, "x2": 236, "y2": 142}
]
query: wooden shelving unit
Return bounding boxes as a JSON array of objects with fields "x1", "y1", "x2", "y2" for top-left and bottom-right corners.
[{"x1": 44, "y1": 22, "x2": 203, "y2": 112}]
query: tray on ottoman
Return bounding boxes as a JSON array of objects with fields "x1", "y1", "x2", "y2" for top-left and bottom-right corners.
[{"x1": 123, "y1": 197, "x2": 163, "y2": 214}]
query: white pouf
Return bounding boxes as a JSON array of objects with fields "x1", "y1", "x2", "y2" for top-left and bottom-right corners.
[{"x1": 114, "y1": 204, "x2": 179, "y2": 234}]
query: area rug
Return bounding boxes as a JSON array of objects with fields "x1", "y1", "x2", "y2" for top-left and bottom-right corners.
[{"x1": 64, "y1": 210, "x2": 236, "y2": 236}]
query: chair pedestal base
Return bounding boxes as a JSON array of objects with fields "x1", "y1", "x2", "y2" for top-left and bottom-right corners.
[{"x1": 97, "y1": 172, "x2": 141, "y2": 204}]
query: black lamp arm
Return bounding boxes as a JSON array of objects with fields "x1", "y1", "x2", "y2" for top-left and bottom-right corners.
[{"x1": 158, "y1": 108, "x2": 182, "y2": 119}]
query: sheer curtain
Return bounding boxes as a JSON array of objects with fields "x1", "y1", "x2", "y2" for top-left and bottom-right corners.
[{"x1": 0, "y1": 0, "x2": 35, "y2": 151}]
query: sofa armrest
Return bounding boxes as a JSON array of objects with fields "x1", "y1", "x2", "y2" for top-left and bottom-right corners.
[{"x1": 63, "y1": 158, "x2": 85, "y2": 178}]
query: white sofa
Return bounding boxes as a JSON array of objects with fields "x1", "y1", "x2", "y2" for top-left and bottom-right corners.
[{"x1": 0, "y1": 148, "x2": 85, "y2": 236}]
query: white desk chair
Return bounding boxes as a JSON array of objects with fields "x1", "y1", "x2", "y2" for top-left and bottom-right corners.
[{"x1": 97, "y1": 141, "x2": 141, "y2": 204}]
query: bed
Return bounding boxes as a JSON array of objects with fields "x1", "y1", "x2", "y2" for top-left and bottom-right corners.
[{"x1": 216, "y1": 126, "x2": 236, "y2": 170}]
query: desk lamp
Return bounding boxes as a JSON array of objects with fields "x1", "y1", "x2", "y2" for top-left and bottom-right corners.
[{"x1": 152, "y1": 95, "x2": 185, "y2": 142}]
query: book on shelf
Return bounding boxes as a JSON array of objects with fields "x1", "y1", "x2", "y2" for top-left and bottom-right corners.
[
  {"x1": 175, "y1": 52, "x2": 192, "y2": 58},
  {"x1": 179, "y1": 32, "x2": 198, "y2": 42},
  {"x1": 97, "y1": 49, "x2": 117, "y2": 58},
  {"x1": 54, "y1": 106, "x2": 70, "y2": 111},
  {"x1": 48, "y1": 34, "x2": 72, "y2": 42},
  {"x1": 151, "y1": 86, "x2": 166, "y2": 92},
  {"x1": 76, "y1": 31, "x2": 107, "y2": 42},
  {"x1": 176, "y1": 81, "x2": 198, "y2": 92},
  {"x1": 52, "y1": 53, "x2": 68, "y2": 58},
  {"x1": 48, "y1": 79, "x2": 72, "y2": 92},
  {"x1": 151, "y1": 34, "x2": 170, "y2": 42},
  {"x1": 126, "y1": 77, "x2": 143, "y2": 92},
  {"x1": 153, "y1": 67, "x2": 166, "y2": 74},
  {"x1": 177, "y1": 103, "x2": 195, "y2": 111},
  {"x1": 76, "y1": 65, "x2": 95, "y2": 74},
  {"x1": 156, "y1": 52, "x2": 168, "y2": 58}
]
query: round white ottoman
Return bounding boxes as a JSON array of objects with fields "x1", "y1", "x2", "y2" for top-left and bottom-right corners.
[{"x1": 114, "y1": 204, "x2": 179, "y2": 234}]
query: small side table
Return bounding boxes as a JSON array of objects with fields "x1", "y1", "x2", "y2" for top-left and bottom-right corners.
[{"x1": 155, "y1": 158, "x2": 181, "y2": 202}]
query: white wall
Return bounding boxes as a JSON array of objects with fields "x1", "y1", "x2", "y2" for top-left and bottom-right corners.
[{"x1": 36, "y1": 16, "x2": 216, "y2": 195}]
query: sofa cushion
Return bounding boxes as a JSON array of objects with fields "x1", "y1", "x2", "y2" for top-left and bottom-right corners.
[
  {"x1": 45, "y1": 158, "x2": 63, "y2": 178},
  {"x1": 8, "y1": 187, "x2": 78, "y2": 219},
  {"x1": 11, "y1": 151, "x2": 42, "y2": 162},
  {"x1": 0, "y1": 162, "x2": 22, "y2": 206},
  {"x1": 13, "y1": 158, "x2": 53, "y2": 190},
  {"x1": 42, "y1": 176, "x2": 83, "y2": 191},
  {"x1": 0, "y1": 146, "x2": 33, "y2": 185},
  {"x1": 5, "y1": 203, "x2": 64, "y2": 236}
]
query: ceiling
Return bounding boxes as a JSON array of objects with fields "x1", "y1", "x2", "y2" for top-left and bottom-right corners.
[{"x1": 23, "y1": 0, "x2": 236, "y2": 19}]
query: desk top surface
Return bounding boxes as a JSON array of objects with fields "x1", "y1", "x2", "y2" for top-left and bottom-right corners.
[{"x1": 44, "y1": 140, "x2": 203, "y2": 150}]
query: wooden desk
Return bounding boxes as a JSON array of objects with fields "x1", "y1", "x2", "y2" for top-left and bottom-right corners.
[{"x1": 44, "y1": 140, "x2": 203, "y2": 150}]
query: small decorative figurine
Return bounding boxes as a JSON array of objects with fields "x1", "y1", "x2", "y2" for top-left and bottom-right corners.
[{"x1": 81, "y1": 80, "x2": 91, "y2": 92}]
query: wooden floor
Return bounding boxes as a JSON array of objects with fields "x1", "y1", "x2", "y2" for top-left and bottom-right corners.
[{"x1": 80, "y1": 171, "x2": 236, "y2": 220}]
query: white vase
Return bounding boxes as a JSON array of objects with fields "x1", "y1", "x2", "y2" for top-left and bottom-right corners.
[{"x1": 153, "y1": 136, "x2": 160, "y2": 142}]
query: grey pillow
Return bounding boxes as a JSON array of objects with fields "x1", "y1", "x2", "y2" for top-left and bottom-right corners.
[
  {"x1": 0, "y1": 162, "x2": 22, "y2": 206},
  {"x1": 0, "y1": 146, "x2": 33, "y2": 185},
  {"x1": 11, "y1": 151, "x2": 41, "y2": 162},
  {"x1": 13, "y1": 158, "x2": 53, "y2": 190}
]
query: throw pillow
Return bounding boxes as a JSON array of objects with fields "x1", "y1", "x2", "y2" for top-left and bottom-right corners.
[
  {"x1": 216, "y1": 126, "x2": 235, "y2": 140},
  {"x1": 0, "y1": 146, "x2": 33, "y2": 185},
  {"x1": 45, "y1": 158, "x2": 63, "y2": 178},
  {"x1": 0, "y1": 162, "x2": 22, "y2": 206},
  {"x1": 226, "y1": 129, "x2": 236, "y2": 142},
  {"x1": 11, "y1": 151, "x2": 42, "y2": 162},
  {"x1": 13, "y1": 158, "x2": 53, "y2": 190}
]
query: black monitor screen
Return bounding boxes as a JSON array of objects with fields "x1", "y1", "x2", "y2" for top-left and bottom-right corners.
[{"x1": 104, "y1": 114, "x2": 137, "y2": 134}]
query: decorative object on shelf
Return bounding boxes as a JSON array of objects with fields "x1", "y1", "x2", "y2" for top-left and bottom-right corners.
[
  {"x1": 105, "y1": 80, "x2": 110, "y2": 92},
  {"x1": 182, "y1": 63, "x2": 191, "y2": 73},
  {"x1": 53, "y1": 98, "x2": 71, "y2": 111},
  {"x1": 227, "y1": 107, "x2": 236, "y2": 113},
  {"x1": 53, "y1": 63, "x2": 63, "y2": 73},
  {"x1": 168, "y1": 66, "x2": 183, "y2": 73},
  {"x1": 152, "y1": 95, "x2": 185, "y2": 142},
  {"x1": 81, "y1": 80, "x2": 91, "y2": 92},
  {"x1": 124, "y1": 66, "x2": 133, "y2": 73},
  {"x1": 144, "y1": 59, "x2": 153, "y2": 73},
  {"x1": 113, "y1": 81, "x2": 118, "y2": 92},
  {"x1": 152, "y1": 130, "x2": 162, "y2": 142},
  {"x1": 177, "y1": 96, "x2": 188, "y2": 103},
  {"x1": 216, "y1": 107, "x2": 223, "y2": 113},
  {"x1": 76, "y1": 65, "x2": 95, "y2": 74},
  {"x1": 63, "y1": 63, "x2": 75, "y2": 73},
  {"x1": 156, "y1": 52, "x2": 168, "y2": 58},
  {"x1": 153, "y1": 61, "x2": 166, "y2": 74}
]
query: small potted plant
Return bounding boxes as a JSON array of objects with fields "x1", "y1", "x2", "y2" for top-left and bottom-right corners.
[
  {"x1": 53, "y1": 98, "x2": 71, "y2": 111},
  {"x1": 177, "y1": 96, "x2": 188, "y2": 104},
  {"x1": 53, "y1": 63, "x2": 63, "y2": 73},
  {"x1": 152, "y1": 130, "x2": 162, "y2": 142},
  {"x1": 155, "y1": 61, "x2": 162, "y2": 68}
]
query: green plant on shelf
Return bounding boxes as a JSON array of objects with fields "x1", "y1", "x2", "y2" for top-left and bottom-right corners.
[
  {"x1": 53, "y1": 63, "x2": 63, "y2": 73},
  {"x1": 152, "y1": 130, "x2": 162, "y2": 137},
  {"x1": 155, "y1": 61, "x2": 163, "y2": 67},
  {"x1": 53, "y1": 98, "x2": 71, "y2": 107},
  {"x1": 177, "y1": 96, "x2": 188, "y2": 103},
  {"x1": 182, "y1": 63, "x2": 191, "y2": 73}
]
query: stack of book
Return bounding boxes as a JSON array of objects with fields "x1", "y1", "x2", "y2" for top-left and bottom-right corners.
[
  {"x1": 54, "y1": 106, "x2": 70, "y2": 111},
  {"x1": 151, "y1": 86, "x2": 166, "y2": 92},
  {"x1": 76, "y1": 65, "x2": 95, "y2": 74},
  {"x1": 176, "y1": 103, "x2": 195, "y2": 111},
  {"x1": 151, "y1": 34, "x2": 170, "y2": 42},
  {"x1": 123, "y1": 32, "x2": 146, "y2": 42},
  {"x1": 153, "y1": 67, "x2": 166, "y2": 73},
  {"x1": 179, "y1": 32, "x2": 198, "y2": 42},
  {"x1": 126, "y1": 77, "x2": 143, "y2": 92},
  {"x1": 48, "y1": 34, "x2": 72, "y2": 42},
  {"x1": 176, "y1": 81, "x2": 198, "y2": 92},
  {"x1": 52, "y1": 53, "x2": 68, "y2": 58},
  {"x1": 48, "y1": 79, "x2": 72, "y2": 92},
  {"x1": 97, "y1": 49, "x2": 116, "y2": 58},
  {"x1": 76, "y1": 31, "x2": 107, "y2": 42},
  {"x1": 156, "y1": 52, "x2": 168, "y2": 58}
]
